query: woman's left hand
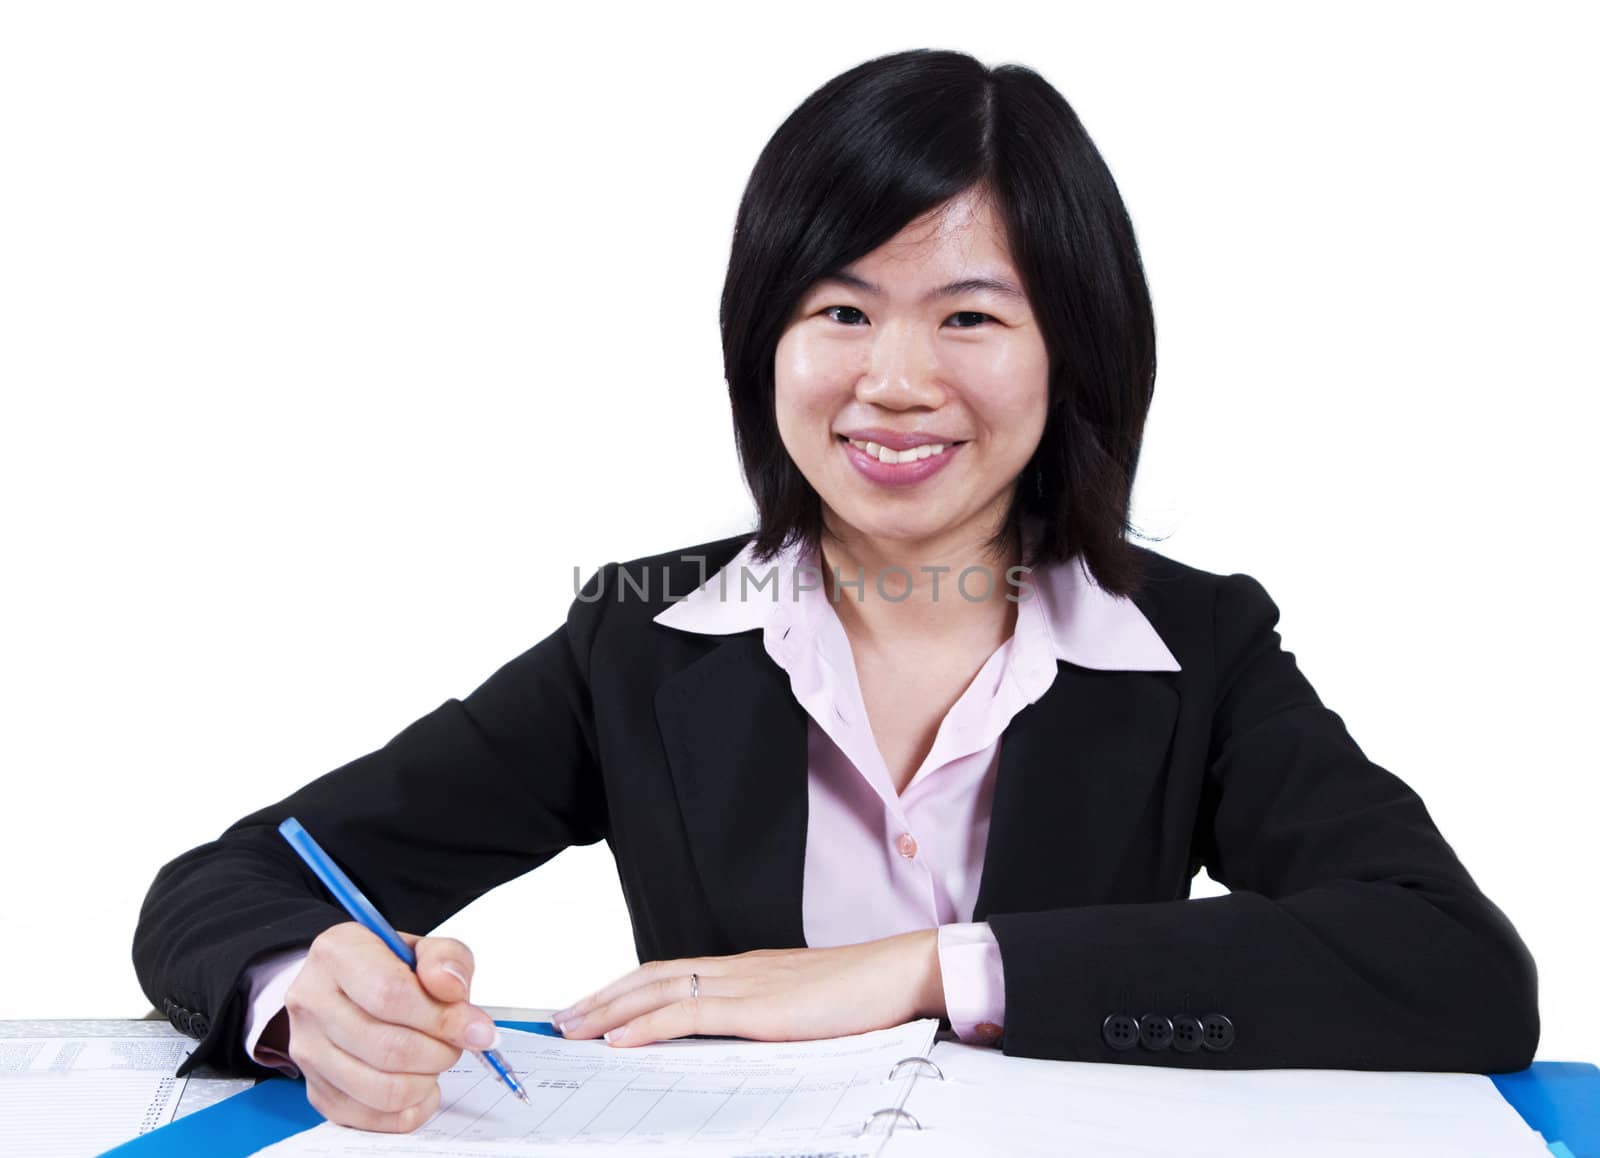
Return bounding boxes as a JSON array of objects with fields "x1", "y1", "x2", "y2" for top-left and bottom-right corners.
[{"x1": 551, "y1": 929, "x2": 945, "y2": 1048}]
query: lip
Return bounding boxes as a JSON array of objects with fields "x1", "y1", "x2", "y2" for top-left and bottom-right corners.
[
  {"x1": 838, "y1": 433, "x2": 964, "y2": 489},
  {"x1": 836, "y1": 427, "x2": 967, "y2": 452}
]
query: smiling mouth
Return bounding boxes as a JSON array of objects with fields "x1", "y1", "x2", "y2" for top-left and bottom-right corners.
[{"x1": 838, "y1": 434, "x2": 968, "y2": 464}]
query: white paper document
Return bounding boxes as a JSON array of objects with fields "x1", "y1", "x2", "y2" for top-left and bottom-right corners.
[
  {"x1": 257, "y1": 1019, "x2": 941, "y2": 1157},
  {"x1": 0, "y1": 1035, "x2": 192, "y2": 1158},
  {"x1": 252, "y1": 1022, "x2": 1552, "y2": 1158},
  {"x1": 886, "y1": 1038, "x2": 1553, "y2": 1157}
]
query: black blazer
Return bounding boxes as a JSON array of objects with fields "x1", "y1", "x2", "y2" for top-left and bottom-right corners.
[{"x1": 132, "y1": 533, "x2": 1539, "y2": 1077}]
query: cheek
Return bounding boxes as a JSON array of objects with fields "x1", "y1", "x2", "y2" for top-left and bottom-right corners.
[
  {"x1": 774, "y1": 329, "x2": 852, "y2": 431},
  {"x1": 952, "y1": 341, "x2": 1050, "y2": 442}
]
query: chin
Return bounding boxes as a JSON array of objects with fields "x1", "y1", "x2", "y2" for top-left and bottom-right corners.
[{"x1": 831, "y1": 507, "x2": 954, "y2": 546}]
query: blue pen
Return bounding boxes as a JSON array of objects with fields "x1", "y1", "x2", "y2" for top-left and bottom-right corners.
[{"x1": 277, "y1": 816, "x2": 531, "y2": 1106}]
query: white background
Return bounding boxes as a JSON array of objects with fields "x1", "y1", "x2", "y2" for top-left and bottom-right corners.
[{"x1": 2, "y1": 2, "x2": 1595, "y2": 1061}]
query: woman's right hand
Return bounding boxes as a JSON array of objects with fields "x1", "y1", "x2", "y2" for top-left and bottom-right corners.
[{"x1": 275, "y1": 922, "x2": 498, "y2": 1132}]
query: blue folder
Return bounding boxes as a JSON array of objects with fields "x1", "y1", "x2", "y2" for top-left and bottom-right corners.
[
  {"x1": 1493, "y1": 1063, "x2": 1600, "y2": 1157},
  {"x1": 103, "y1": 1027, "x2": 1599, "y2": 1157}
]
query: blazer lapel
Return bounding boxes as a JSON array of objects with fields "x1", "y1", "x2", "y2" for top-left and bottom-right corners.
[
  {"x1": 655, "y1": 632, "x2": 811, "y2": 952},
  {"x1": 651, "y1": 532, "x2": 1185, "y2": 947},
  {"x1": 972, "y1": 664, "x2": 1183, "y2": 920},
  {"x1": 657, "y1": 638, "x2": 1183, "y2": 948}
]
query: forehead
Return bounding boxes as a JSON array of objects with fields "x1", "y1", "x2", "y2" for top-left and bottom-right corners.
[
  {"x1": 819, "y1": 189, "x2": 1024, "y2": 299},
  {"x1": 868, "y1": 190, "x2": 1016, "y2": 273}
]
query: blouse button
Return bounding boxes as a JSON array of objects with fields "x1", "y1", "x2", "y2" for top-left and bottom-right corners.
[
  {"x1": 975, "y1": 1021, "x2": 1002, "y2": 1043},
  {"x1": 895, "y1": 832, "x2": 918, "y2": 858}
]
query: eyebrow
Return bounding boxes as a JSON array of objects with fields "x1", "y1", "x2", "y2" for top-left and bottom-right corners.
[{"x1": 814, "y1": 270, "x2": 1028, "y2": 305}]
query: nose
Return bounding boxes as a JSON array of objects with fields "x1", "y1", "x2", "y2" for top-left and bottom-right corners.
[{"x1": 855, "y1": 322, "x2": 946, "y2": 411}]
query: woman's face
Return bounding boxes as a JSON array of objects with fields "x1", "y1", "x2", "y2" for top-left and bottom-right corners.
[{"x1": 774, "y1": 188, "x2": 1050, "y2": 555}]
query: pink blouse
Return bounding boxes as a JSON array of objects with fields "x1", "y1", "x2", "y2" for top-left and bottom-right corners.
[{"x1": 241, "y1": 536, "x2": 1181, "y2": 1070}]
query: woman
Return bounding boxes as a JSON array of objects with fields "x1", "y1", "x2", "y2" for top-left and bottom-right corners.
[{"x1": 132, "y1": 48, "x2": 1539, "y2": 1133}]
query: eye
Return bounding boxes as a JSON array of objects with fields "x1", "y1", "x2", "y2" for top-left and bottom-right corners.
[{"x1": 821, "y1": 306, "x2": 996, "y2": 328}]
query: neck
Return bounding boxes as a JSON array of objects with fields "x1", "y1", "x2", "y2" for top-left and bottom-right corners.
[{"x1": 817, "y1": 511, "x2": 1025, "y2": 651}]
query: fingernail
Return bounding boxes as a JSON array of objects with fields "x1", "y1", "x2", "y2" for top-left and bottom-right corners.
[
  {"x1": 466, "y1": 1019, "x2": 495, "y2": 1049},
  {"x1": 551, "y1": 1006, "x2": 575, "y2": 1024},
  {"x1": 558, "y1": 1014, "x2": 585, "y2": 1035},
  {"x1": 441, "y1": 963, "x2": 470, "y2": 992},
  {"x1": 604, "y1": 1026, "x2": 627, "y2": 1045}
]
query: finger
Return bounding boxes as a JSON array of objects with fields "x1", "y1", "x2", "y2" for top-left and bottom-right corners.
[
  {"x1": 320, "y1": 932, "x2": 495, "y2": 1050},
  {"x1": 315, "y1": 983, "x2": 465, "y2": 1076},
  {"x1": 414, "y1": 936, "x2": 476, "y2": 1004},
  {"x1": 555, "y1": 957, "x2": 715, "y2": 1027},
  {"x1": 605, "y1": 995, "x2": 743, "y2": 1049},
  {"x1": 291, "y1": 940, "x2": 461, "y2": 1073},
  {"x1": 561, "y1": 971, "x2": 711, "y2": 1041},
  {"x1": 302, "y1": 1031, "x2": 441, "y2": 1117},
  {"x1": 305, "y1": 1067, "x2": 442, "y2": 1134}
]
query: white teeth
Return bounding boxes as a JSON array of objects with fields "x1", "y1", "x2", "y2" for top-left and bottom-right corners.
[{"x1": 847, "y1": 438, "x2": 949, "y2": 464}]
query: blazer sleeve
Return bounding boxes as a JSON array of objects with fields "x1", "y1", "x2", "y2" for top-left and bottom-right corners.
[
  {"x1": 987, "y1": 571, "x2": 1540, "y2": 1072},
  {"x1": 131, "y1": 565, "x2": 615, "y2": 1077}
]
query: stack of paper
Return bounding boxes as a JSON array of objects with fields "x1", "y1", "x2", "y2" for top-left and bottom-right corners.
[{"x1": 0, "y1": 1034, "x2": 192, "y2": 1157}]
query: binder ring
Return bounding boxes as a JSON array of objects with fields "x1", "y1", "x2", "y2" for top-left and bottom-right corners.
[
  {"x1": 860, "y1": 1107, "x2": 923, "y2": 1134},
  {"x1": 889, "y1": 1055, "x2": 945, "y2": 1081}
]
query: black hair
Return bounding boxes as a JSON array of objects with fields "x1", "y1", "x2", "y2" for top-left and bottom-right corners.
[{"x1": 720, "y1": 48, "x2": 1161, "y2": 598}]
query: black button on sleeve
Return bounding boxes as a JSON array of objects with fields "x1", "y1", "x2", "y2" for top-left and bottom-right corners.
[
  {"x1": 189, "y1": 1013, "x2": 210, "y2": 1038},
  {"x1": 1171, "y1": 1013, "x2": 1204, "y2": 1053},
  {"x1": 1137, "y1": 1013, "x2": 1174, "y2": 1051},
  {"x1": 1102, "y1": 1013, "x2": 1140, "y2": 1051},
  {"x1": 1201, "y1": 1012, "x2": 1235, "y2": 1052}
]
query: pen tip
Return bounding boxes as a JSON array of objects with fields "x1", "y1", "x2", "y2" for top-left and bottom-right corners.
[{"x1": 515, "y1": 1087, "x2": 532, "y2": 1106}]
